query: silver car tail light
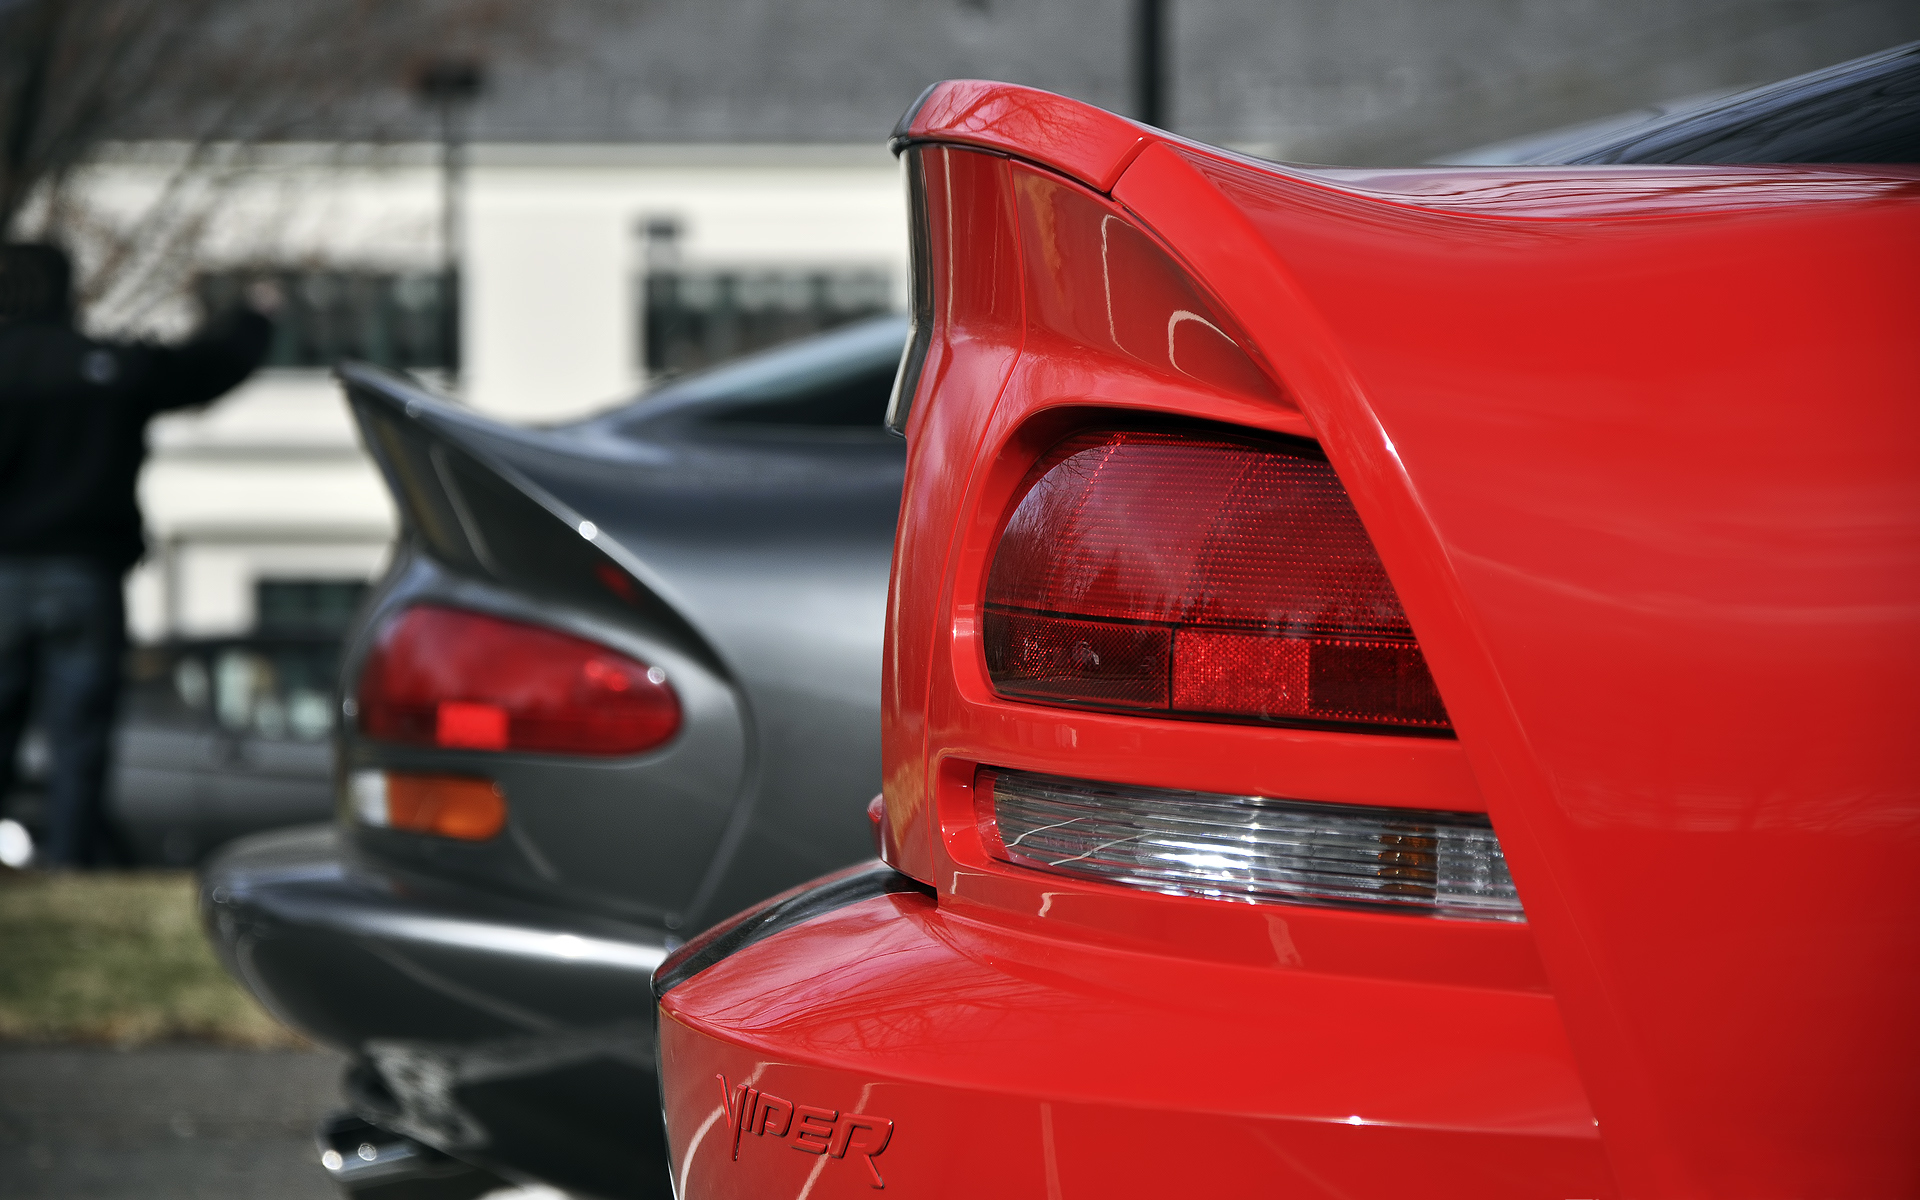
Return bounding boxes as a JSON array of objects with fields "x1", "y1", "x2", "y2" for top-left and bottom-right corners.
[{"x1": 977, "y1": 767, "x2": 1524, "y2": 921}]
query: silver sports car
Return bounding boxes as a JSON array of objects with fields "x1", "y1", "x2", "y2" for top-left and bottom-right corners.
[{"x1": 201, "y1": 315, "x2": 906, "y2": 1199}]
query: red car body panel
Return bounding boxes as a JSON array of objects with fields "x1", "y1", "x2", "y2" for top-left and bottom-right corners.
[
  {"x1": 901, "y1": 77, "x2": 1154, "y2": 191},
  {"x1": 660, "y1": 889, "x2": 1609, "y2": 1198},
  {"x1": 660, "y1": 82, "x2": 1920, "y2": 1198}
]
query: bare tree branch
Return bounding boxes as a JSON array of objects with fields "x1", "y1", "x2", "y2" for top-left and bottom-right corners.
[{"x1": 0, "y1": 0, "x2": 549, "y2": 330}]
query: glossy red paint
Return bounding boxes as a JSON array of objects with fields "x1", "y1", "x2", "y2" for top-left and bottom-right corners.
[
  {"x1": 900, "y1": 79, "x2": 1151, "y2": 192},
  {"x1": 660, "y1": 893, "x2": 1609, "y2": 1199},
  {"x1": 663, "y1": 81, "x2": 1920, "y2": 1198}
]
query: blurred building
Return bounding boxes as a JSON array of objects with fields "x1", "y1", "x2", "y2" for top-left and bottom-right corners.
[
  {"x1": 97, "y1": 141, "x2": 904, "y2": 640},
  {"x1": 53, "y1": 0, "x2": 1916, "y2": 641}
]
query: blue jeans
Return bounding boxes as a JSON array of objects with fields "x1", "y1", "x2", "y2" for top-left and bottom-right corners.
[{"x1": 0, "y1": 558, "x2": 128, "y2": 867}]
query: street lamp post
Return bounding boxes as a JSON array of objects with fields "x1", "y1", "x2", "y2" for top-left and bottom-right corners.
[
  {"x1": 414, "y1": 59, "x2": 484, "y2": 385},
  {"x1": 1135, "y1": 0, "x2": 1167, "y2": 130}
]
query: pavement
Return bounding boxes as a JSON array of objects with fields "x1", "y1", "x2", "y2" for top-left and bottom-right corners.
[
  {"x1": 0, "y1": 1047, "x2": 566, "y2": 1200},
  {"x1": 0, "y1": 1046, "x2": 345, "y2": 1199}
]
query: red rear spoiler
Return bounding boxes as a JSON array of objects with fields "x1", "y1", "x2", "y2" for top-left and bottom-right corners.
[{"x1": 890, "y1": 79, "x2": 1155, "y2": 194}]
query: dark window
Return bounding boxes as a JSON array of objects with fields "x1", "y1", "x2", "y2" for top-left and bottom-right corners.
[
  {"x1": 643, "y1": 267, "x2": 892, "y2": 377},
  {"x1": 254, "y1": 579, "x2": 371, "y2": 636},
  {"x1": 197, "y1": 270, "x2": 455, "y2": 369}
]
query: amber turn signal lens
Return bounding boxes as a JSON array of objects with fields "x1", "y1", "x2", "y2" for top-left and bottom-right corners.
[{"x1": 350, "y1": 770, "x2": 506, "y2": 841}]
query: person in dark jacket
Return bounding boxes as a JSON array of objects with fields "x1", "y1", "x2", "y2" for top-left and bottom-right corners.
[{"x1": 0, "y1": 243, "x2": 275, "y2": 867}]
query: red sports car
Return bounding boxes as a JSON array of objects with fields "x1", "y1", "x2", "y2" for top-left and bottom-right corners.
[{"x1": 654, "y1": 45, "x2": 1920, "y2": 1199}]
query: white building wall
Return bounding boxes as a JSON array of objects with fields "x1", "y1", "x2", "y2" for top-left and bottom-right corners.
[
  {"x1": 72, "y1": 143, "x2": 907, "y2": 638},
  {"x1": 464, "y1": 146, "x2": 905, "y2": 420},
  {"x1": 466, "y1": 189, "x2": 634, "y2": 420},
  {"x1": 131, "y1": 370, "x2": 396, "y2": 640}
]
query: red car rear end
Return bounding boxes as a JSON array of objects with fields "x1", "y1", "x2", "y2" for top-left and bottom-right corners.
[{"x1": 655, "y1": 78, "x2": 1920, "y2": 1198}]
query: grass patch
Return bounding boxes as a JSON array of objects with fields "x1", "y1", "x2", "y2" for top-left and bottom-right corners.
[{"x1": 0, "y1": 870, "x2": 304, "y2": 1047}]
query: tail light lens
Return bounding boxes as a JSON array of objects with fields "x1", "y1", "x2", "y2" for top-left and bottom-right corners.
[
  {"x1": 984, "y1": 429, "x2": 1448, "y2": 732},
  {"x1": 351, "y1": 770, "x2": 506, "y2": 841},
  {"x1": 980, "y1": 767, "x2": 1521, "y2": 920},
  {"x1": 358, "y1": 605, "x2": 680, "y2": 756}
]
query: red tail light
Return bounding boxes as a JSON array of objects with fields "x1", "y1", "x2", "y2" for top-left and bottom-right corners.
[
  {"x1": 983, "y1": 429, "x2": 1448, "y2": 732},
  {"x1": 358, "y1": 605, "x2": 681, "y2": 755}
]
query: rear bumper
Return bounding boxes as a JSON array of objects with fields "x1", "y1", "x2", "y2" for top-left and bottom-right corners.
[
  {"x1": 201, "y1": 824, "x2": 672, "y2": 1198},
  {"x1": 656, "y1": 864, "x2": 1616, "y2": 1200}
]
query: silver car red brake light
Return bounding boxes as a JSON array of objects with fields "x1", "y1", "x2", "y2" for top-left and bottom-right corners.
[{"x1": 358, "y1": 605, "x2": 680, "y2": 756}]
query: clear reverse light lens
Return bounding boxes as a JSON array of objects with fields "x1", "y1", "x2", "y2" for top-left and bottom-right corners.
[{"x1": 979, "y1": 767, "x2": 1523, "y2": 921}]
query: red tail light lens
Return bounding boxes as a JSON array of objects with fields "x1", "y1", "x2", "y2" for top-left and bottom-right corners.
[
  {"x1": 984, "y1": 429, "x2": 1448, "y2": 732},
  {"x1": 358, "y1": 605, "x2": 681, "y2": 755}
]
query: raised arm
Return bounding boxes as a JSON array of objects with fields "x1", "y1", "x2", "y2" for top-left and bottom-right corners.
[{"x1": 140, "y1": 305, "x2": 275, "y2": 415}]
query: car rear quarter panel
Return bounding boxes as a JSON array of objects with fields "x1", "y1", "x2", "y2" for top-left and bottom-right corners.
[
  {"x1": 339, "y1": 549, "x2": 748, "y2": 927},
  {"x1": 874, "y1": 121, "x2": 1918, "y2": 1193},
  {"x1": 1109, "y1": 147, "x2": 1920, "y2": 1196},
  {"x1": 345, "y1": 371, "x2": 904, "y2": 931},
  {"x1": 854, "y1": 144, "x2": 1608, "y2": 1199}
]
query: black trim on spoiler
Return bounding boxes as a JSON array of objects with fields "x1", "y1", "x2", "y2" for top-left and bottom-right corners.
[
  {"x1": 884, "y1": 147, "x2": 935, "y2": 437},
  {"x1": 651, "y1": 862, "x2": 934, "y2": 999},
  {"x1": 889, "y1": 82, "x2": 942, "y2": 156}
]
